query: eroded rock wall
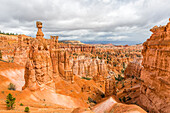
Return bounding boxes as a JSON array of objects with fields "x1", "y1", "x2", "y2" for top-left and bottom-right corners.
[
  {"x1": 140, "y1": 19, "x2": 170, "y2": 113},
  {"x1": 124, "y1": 58, "x2": 143, "y2": 78}
]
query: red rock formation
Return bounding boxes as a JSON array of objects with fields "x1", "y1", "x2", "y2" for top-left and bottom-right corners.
[
  {"x1": 13, "y1": 35, "x2": 30, "y2": 66},
  {"x1": 140, "y1": 19, "x2": 170, "y2": 113},
  {"x1": 58, "y1": 50, "x2": 65, "y2": 77},
  {"x1": 124, "y1": 58, "x2": 143, "y2": 78},
  {"x1": 64, "y1": 51, "x2": 74, "y2": 82},
  {"x1": 92, "y1": 97, "x2": 146, "y2": 113},
  {"x1": 50, "y1": 36, "x2": 60, "y2": 78},
  {"x1": 36, "y1": 21, "x2": 44, "y2": 40},
  {"x1": 105, "y1": 75, "x2": 116, "y2": 96},
  {"x1": 23, "y1": 22, "x2": 55, "y2": 91}
]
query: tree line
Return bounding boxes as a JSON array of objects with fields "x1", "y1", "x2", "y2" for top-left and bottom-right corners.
[{"x1": 0, "y1": 30, "x2": 18, "y2": 35}]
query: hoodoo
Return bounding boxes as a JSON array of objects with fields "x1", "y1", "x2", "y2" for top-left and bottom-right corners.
[{"x1": 23, "y1": 21, "x2": 55, "y2": 91}]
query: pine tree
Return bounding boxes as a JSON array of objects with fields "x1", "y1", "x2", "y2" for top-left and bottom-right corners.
[{"x1": 6, "y1": 93, "x2": 16, "y2": 110}]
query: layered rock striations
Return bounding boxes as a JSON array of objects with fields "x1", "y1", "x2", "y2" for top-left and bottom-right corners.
[
  {"x1": 23, "y1": 22, "x2": 55, "y2": 91},
  {"x1": 140, "y1": 19, "x2": 170, "y2": 113},
  {"x1": 13, "y1": 35, "x2": 30, "y2": 66},
  {"x1": 124, "y1": 58, "x2": 143, "y2": 78}
]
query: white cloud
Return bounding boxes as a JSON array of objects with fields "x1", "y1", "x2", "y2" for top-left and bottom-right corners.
[
  {"x1": 0, "y1": 0, "x2": 169, "y2": 44},
  {"x1": 106, "y1": 36, "x2": 129, "y2": 41}
]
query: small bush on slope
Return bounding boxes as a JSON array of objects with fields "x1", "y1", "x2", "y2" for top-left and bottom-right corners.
[{"x1": 6, "y1": 93, "x2": 15, "y2": 110}]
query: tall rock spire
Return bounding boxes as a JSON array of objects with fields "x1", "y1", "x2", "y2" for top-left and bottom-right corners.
[{"x1": 36, "y1": 21, "x2": 44, "y2": 40}]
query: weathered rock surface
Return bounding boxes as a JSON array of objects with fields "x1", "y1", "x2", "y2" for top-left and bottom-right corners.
[
  {"x1": 13, "y1": 35, "x2": 30, "y2": 66},
  {"x1": 124, "y1": 58, "x2": 143, "y2": 78},
  {"x1": 0, "y1": 61, "x2": 25, "y2": 91},
  {"x1": 23, "y1": 22, "x2": 55, "y2": 91},
  {"x1": 140, "y1": 19, "x2": 170, "y2": 113},
  {"x1": 92, "y1": 96, "x2": 146, "y2": 113}
]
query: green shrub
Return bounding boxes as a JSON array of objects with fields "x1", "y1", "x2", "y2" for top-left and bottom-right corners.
[
  {"x1": 101, "y1": 94, "x2": 105, "y2": 98},
  {"x1": 6, "y1": 93, "x2": 16, "y2": 110},
  {"x1": 115, "y1": 74, "x2": 124, "y2": 81},
  {"x1": 81, "y1": 77, "x2": 91, "y2": 80},
  {"x1": 88, "y1": 97, "x2": 93, "y2": 103},
  {"x1": 130, "y1": 81, "x2": 132, "y2": 85},
  {"x1": 8, "y1": 83, "x2": 16, "y2": 91},
  {"x1": 125, "y1": 54, "x2": 129, "y2": 57},
  {"x1": 20, "y1": 103, "x2": 23, "y2": 106},
  {"x1": 121, "y1": 69, "x2": 124, "y2": 74},
  {"x1": 127, "y1": 96, "x2": 132, "y2": 101},
  {"x1": 88, "y1": 97, "x2": 97, "y2": 104},
  {"x1": 137, "y1": 54, "x2": 141, "y2": 57},
  {"x1": 122, "y1": 97, "x2": 126, "y2": 102},
  {"x1": 24, "y1": 107, "x2": 29, "y2": 112},
  {"x1": 123, "y1": 62, "x2": 126, "y2": 68},
  {"x1": 119, "y1": 98, "x2": 122, "y2": 102},
  {"x1": 122, "y1": 82, "x2": 125, "y2": 88},
  {"x1": 131, "y1": 75, "x2": 134, "y2": 79}
]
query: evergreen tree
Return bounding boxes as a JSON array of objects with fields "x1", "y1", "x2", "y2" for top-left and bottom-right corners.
[{"x1": 6, "y1": 93, "x2": 16, "y2": 110}]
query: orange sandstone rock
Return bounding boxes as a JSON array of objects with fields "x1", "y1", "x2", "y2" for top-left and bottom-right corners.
[
  {"x1": 140, "y1": 19, "x2": 170, "y2": 113},
  {"x1": 23, "y1": 22, "x2": 55, "y2": 91},
  {"x1": 124, "y1": 58, "x2": 143, "y2": 78}
]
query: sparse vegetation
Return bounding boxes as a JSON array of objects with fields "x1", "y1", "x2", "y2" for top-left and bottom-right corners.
[
  {"x1": 115, "y1": 82, "x2": 118, "y2": 87},
  {"x1": 0, "y1": 30, "x2": 18, "y2": 35},
  {"x1": 131, "y1": 75, "x2": 134, "y2": 79},
  {"x1": 123, "y1": 62, "x2": 126, "y2": 68},
  {"x1": 81, "y1": 77, "x2": 91, "y2": 80},
  {"x1": 136, "y1": 54, "x2": 141, "y2": 57},
  {"x1": 8, "y1": 83, "x2": 16, "y2": 91},
  {"x1": 20, "y1": 103, "x2": 24, "y2": 106},
  {"x1": 119, "y1": 98, "x2": 122, "y2": 102},
  {"x1": 24, "y1": 107, "x2": 29, "y2": 112},
  {"x1": 121, "y1": 69, "x2": 124, "y2": 74},
  {"x1": 88, "y1": 97, "x2": 97, "y2": 104},
  {"x1": 98, "y1": 57, "x2": 102, "y2": 59},
  {"x1": 122, "y1": 82, "x2": 125, "y2": 88},
  {"x1": 122, "y1": 97, "x2": 126, "y2": 102},
  {"x1": 115, "y1": 74, "x2": 124, "y2": 81},
  {"x1": 127, "y1": 96, "x2": 132, "y2": 101},
  {"x1": 125, "y1": 54, "x2": 129, "y2": 57},
  {"x1": 73, "y1": 53, "x2": 78, "y2": 56},
  {"x1": 101, "y1": 94, "x2": 105, "y2": 98},
  {"x1": 6, "y1": 93, "x2": 16, "y2": 110},
  {"x1": 0, "y1": 50, "x2": 2, "y2": 60}
]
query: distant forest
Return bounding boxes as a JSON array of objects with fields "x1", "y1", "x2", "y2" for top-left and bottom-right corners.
[{"x1": 0, "y1": 30, "x2": 18, "y2": 35}]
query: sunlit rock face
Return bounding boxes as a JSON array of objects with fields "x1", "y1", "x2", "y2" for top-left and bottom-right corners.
[
  {"x1": 140, "y1": 19, "x2": 170, "y2": 113},
  {"x1": 124, "y1": 58, "x2": 143, "y2": 78},
  {"x1": 13, "y1": 35, "x2": 30, "y2": 66},
  {"x1": 23, "y1": 22, "x2": 55, "y2": 91}
]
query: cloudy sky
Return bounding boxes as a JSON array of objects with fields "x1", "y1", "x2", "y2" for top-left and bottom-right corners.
[{"x1": 0, "y1": 0, "x2": 170, "y2": 44}]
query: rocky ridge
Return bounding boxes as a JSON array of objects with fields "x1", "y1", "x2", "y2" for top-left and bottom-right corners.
[{"x1": 140, "y1": 19, "x2": 170, "y2": 113}]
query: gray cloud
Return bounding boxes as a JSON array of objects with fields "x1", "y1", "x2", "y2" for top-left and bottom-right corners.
[{"x1": 0, "y1": 0, "x2": 170, "y2": 44}]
